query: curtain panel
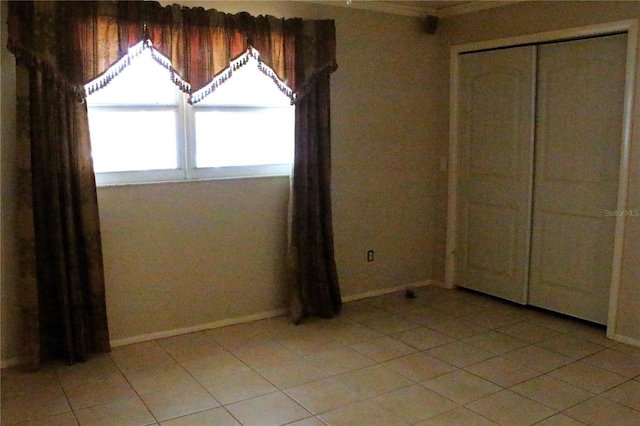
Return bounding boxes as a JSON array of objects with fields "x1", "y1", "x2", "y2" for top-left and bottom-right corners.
[
  {"x1": 289, "y1": 72, "x2": 342, "y2": 322},
  {"x1": 8, "y1": 1, "x2": 111, "y2": 370},
  {"x1": 7, "y1": 0, "x2": 340, "y2": 368}
]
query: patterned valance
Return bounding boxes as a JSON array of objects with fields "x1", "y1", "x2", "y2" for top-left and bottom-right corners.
[{"x1": 7, "y1": 0, "x2": 337, "y2": 103}]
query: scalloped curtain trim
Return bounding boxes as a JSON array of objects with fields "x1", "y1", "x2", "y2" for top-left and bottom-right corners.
[
  {"x1": 84, "y1": 40, "x2": 191, "y2": 99},
  {"x1": 84, "y1": 42, "x2": 295, "y2": 105},
  {"x1": 10, "y1": 33, "x2": 329, "y2": 105},
  {"x1": 190, "y1": 46, "x2": 294, "y2": 104}
]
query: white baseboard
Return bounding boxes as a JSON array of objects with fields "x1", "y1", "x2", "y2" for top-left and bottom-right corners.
[
  {"x1": 342, "y1": 280, "x2": 443, "y2": 303},
  {"x1": 1, "y1": 356, "x2": 26, "y2": 369},
  {"x1": 113, "y1": 280, "x2": 447, "y2": 347},
  {"x1": 3, "y1": 279, "x2": 449, "y2": 364},
  {"x1": 2, "y1": 308, "x2": 290, "y2": 367},
  {"x1": 109, "y1": 307, "x2": 290, "y2": 348},
  {"x1": 427, "y1": 279, "x2": 447, "y2": 289},
  {"x1": 608, "y1": 332, "x2": 640, "y2": 349}
]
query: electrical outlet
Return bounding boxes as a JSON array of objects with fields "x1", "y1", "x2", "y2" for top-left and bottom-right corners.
[{"x1": 367, "y1": 250, "x2": 374, "y2": 262}]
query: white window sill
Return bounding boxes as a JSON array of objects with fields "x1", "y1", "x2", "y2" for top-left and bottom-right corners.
[{"x1": 95, "y1": 164, "x2": 292, "y2": 188}]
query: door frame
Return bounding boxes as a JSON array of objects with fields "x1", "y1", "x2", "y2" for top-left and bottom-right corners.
[{"x1": 445, "y1": 19, "x2": 639, "y2": 338}]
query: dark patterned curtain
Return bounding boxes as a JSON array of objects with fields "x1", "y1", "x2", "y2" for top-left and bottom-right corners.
[
  {"x1": 289, "y1": 20, "x2": 341, "y2": 323},
  {"x1": 8, "y1": 2, "x2": 110, "y2": 370},
  {"x1": 7, "y1": 0, "x2": 339, "y2": 368},
  {"x1": 290, "y1": 72, "x2": 342, "y2": 322},
  {"x1": 9, "y1": 1, "x2": 304, "y2": 102}
]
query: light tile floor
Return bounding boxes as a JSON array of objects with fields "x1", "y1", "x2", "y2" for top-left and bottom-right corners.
[{"x1": 2, "y1": 286, "x2": 640, "y2": 426}]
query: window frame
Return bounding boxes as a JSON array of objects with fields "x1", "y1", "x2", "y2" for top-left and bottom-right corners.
[
  {"x1": 186, "y1": 103, "x2": 294, "y2": 181},
  {"x1": 86, "y1": 48, "x2": 295, "y2": 187},
  {"x1": 89, "y1": 102, "x2": 187, "y2": 186}
]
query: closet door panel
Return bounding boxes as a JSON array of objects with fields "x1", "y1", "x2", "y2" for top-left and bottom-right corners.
[
  {"x1": 529, "y1": 34, "x2": 627, "y2": 324},
  {"x1": 456, "y1": 46, "x2": 535, "y2": 303}
]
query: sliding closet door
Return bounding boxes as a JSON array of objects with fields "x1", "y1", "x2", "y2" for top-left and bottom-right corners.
[
  {"x1": 456, "y1": 46, "x2": 535, "y2": 303},
  {"x1": 529, "y1": 34, "x2": 627, "y2": 324}
]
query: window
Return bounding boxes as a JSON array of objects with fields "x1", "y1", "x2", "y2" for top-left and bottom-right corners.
[{"x1": 86, "y1": 44, "x2": 294, "y2": 186}]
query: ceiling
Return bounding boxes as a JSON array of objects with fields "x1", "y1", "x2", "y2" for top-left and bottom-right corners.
[{"x1": 316, "y1": 1, "x2": 521, "y2": 18}]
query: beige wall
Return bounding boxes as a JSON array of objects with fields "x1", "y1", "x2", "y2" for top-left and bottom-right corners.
[
  {"x1": 440, "y1": 1, "x2": 640, "y2": 345},
  {"x1": 1, "y1": 0, "x2": 448, "y2": 360},
  {"x1": 3, "y1": 1, "x2": 638, "y2": 364},
  {"x1": 98, "y1": 178, "x2": 291, "y2": 341},
  {"x1": 194, "y1": 0, "x2": 451, "y2": 289},
  {"x1": 99, "y1": 1, "x2": 448, "y2": 343},
  {"x1": 440, "y1": 1, "x2": 640, "y2": 44},
  {"x1": 0, "y1": 0, "x2": 23, "y2": 364}
]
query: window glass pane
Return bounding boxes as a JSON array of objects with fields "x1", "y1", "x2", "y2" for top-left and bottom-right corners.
[
  {"x1": 195, "y1": 107, "x2": 294, "y2": 168},
  {"x1": 86, "y1": 46, "x2": 295, "y2": 183},
  {"x1": 197, "y1": 57, "x2": 291, "y2": 107},
  {"x1": 86, "y1": 49, "x2": 179, "y2": 106},
  {"x1": 88, "y1": 110, "x2": 178, "y2": 172}
]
